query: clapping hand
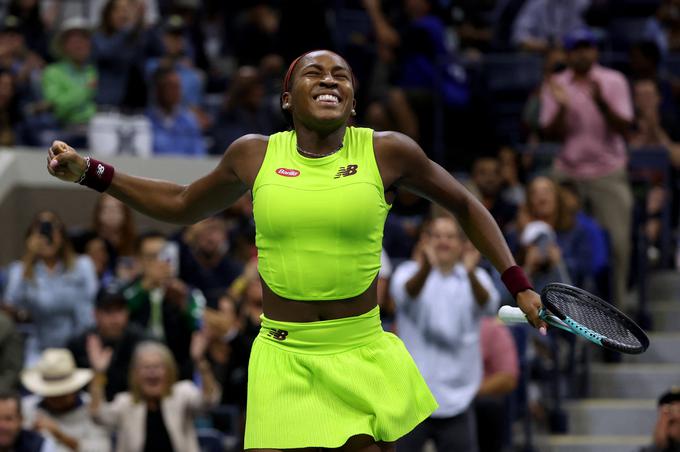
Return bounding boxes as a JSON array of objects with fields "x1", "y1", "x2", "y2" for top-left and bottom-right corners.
[{"x1": 86, "y1": 334, "x2": 113, "y2": 373}]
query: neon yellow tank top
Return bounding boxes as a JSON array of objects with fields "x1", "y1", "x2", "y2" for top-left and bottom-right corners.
[{"x1": 252, "y1": 127, "x2": 391, "y2": 300}]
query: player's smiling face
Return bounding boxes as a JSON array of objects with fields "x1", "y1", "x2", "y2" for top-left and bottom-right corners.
[{"x1": 284, "y1": 51, "x2": 355, "y2": 130}]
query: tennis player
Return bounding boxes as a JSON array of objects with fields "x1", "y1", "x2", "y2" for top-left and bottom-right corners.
[{"x1": 46, "y1": 50, "x2": 546, "y2": 451}]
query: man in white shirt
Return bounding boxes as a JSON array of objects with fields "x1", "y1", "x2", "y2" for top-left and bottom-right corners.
[{"x1": 391, "y1": 215, "x2": 500, "y2": 452}]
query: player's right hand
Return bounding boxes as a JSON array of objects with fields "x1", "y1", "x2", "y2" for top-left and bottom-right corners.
[{"x1": 46, "y1": 140, "x2": 86, "y2": 182}]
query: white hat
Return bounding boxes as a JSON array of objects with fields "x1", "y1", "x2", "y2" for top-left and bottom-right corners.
[
  {"x1": 57, "y1": 17, "x2": 91, "y2": 38},
  {"x1": 520, "y1": 220, "x2": 556, "y2": 247},
  {"x1": 21, "y1": 349, "x2": 94, "y2": 397}
]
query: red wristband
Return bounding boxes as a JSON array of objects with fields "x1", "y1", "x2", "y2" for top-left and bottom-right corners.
[
  {"x1": 501, "y1": 265, "x2": 533, "y2": 297},
  {"x1": 78, "y1": 157, "x2": 114, "y2": 192}
]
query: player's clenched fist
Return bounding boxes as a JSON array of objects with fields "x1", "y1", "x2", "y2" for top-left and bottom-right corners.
[{"x1": 46, "y1": 140, "x2": 87, "y2": 182}]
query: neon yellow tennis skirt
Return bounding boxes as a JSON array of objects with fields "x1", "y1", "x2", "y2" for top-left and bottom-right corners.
[{"x1": 244, "y1": 305, "x2": 438, "y2": 449}]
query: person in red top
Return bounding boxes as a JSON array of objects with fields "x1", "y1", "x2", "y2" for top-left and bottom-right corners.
[{"x1": 475, "y1": 316, "x2": 520, "y2": 452}]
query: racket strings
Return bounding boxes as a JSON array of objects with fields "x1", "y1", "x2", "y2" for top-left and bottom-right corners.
[{"x1": 544, "y1": 290, "x2": 641, "y2": 348}]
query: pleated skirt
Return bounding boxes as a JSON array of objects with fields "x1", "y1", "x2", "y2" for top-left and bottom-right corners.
[{"x1": 244, "y1": 306, "x2": 438, "y2": 449}]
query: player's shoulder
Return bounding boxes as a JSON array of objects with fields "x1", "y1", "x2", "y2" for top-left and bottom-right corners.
[
  {"x1": 225, "y1": 134, "x2": 270, "y2": 156},
  {"x1": 373, "y1": 130, "x2": 422, "y2": 158}
]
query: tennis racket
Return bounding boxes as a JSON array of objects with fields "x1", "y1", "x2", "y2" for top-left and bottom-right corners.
[{"x1": 498, "y1": 283, "x2": 649, "y2": 354}]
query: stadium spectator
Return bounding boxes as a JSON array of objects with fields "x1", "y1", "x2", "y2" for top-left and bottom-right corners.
[
  {"x1": 657, "y1": 0, "x2": 680, "y2": 52},
  {"x1": 366, "y1": 0, "x2": 470, "y2": 157},
  {"x1": 145, "y1": 15, "x2": 204, "y2": 110},
  {"x1": 67, "y1": 288, "x2": 147, "y2": 401},
  {"x1": 41, "y1": 17, "x2": 97, "y2": 148},
  {"x1": 3, "y1": 211, "x2": 97, "y2": 362},
  {"x1": 0, "y1": 15, "x2": 44, "y2": 108},
  {"x1": 178, "y1": 216, "x2": 242, "y2": 308},
  {"x1": 630, "y1": 78, "x2": 680, "y2": 167},
  {"x1": 121, "y1": 232, "x2": 204, "y2": 379},
  {"x1": 512, "y1": 0, "x2": 591, "y2": 52},
  {"x1": 41, "y1": 0, "x2": 159, "y2": 31},
  {"x1": 0, "y1": 69, "x2": 29, "y2": 146},
  {"x1": 0, "y1": 311, "x2": 22, "y2": 393},
  {"x1": 391, "y1": 216, "x2": 500, "y2": 451},
  {"x1": 89, "y1": 341, "x2": 220, "y2": 452},
  {"x1": 0, "y1": 392, "x2": 54, "y2": 452},
  {"x1": 475, "y1": 316, "x2": 520, "y2": 452},
  {"x1": 76, "y1": 194, "x2": 138, "y2": 287},
  {"x1": 469, "y1": 156, "x2": 518, "y2": 234},
  {"x1": 6, "y1": 0, "x2": 50, "y2": 59},
  {"x1": 629, "y1": 78, "x2": 680, "y2": 264},
  {"x1": 20, "y1": 348, "x2": 110, "y2": 452},
  {"x1": 522, "y1": 46, "x2": 568, "y2": 143},
  {"x1": 639, "y1": 388, "x2": 680, "y2": 452},
  {"x1": 514, "y1": 177, "x2": 584, "y2": 288},
  {"x1": 540, "y1": 27, "x2": 634, "y2": 306},
  {"x1": 558, "y1": 181, "x2": 610, "y2": 294},
  {"x1": 628, "y1": 40, "x2": 679, "y2": 117},
  {"x1": 146, "y1": 65, "x2": 206, "y2": 156},
  {"x1": 200, "y1": 294, "x2": 251, "y2": 438},
  {"x1": 498, "y1": 146, "x2": 527, "y2": 207},
  {"x1": 210, "y1": 65, "x2": 283, "y2": 154},
  {"x1": 92, "y1": 0, "x2": 149, "y2": 109}
]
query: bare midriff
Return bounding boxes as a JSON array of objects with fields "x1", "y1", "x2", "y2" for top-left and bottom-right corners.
[{"x1": 260, "y1": 276, "x2": 378, "y2": 322}]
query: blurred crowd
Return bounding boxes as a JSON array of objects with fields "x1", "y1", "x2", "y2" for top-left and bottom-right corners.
[{"x1": 0, "y1": 0, "x2": 679, "y2": 451}]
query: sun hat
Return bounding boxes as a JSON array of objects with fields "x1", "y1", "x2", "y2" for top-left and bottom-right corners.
[{"x1": 21, "y1": 349, "x2": 94, "y2": 397}]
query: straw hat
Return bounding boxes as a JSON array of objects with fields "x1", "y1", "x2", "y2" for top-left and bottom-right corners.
[{"x1": 21, "y1": 349, "x2": 94, "y2": 397}]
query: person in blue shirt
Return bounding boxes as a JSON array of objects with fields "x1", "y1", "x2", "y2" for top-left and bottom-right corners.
[
  {"x1": 146, "y1": 65, "x2": 206, "y2": 157},
  {"x1": 3, "y1": 211, "x2": 97, "y2": 364}
]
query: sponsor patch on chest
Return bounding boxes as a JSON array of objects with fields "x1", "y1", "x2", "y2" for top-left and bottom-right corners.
[{"x1": 275, "y1": 168, "x2": 300, "y2": 177}]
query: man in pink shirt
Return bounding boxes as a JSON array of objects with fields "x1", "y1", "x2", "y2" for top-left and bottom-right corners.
[{"x1": 540, "y1": 27, "x2": 634, "y2": 307}]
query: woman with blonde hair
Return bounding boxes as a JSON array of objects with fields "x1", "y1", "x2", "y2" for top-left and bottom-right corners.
[
  {"x1": 89, "y1": 340, "x2": 220, "y2": 452},
  {"x1": 3, "y1": 210, "x2": 97, "y2": 362}
]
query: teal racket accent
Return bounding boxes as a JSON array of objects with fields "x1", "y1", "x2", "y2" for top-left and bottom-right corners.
[{"x1": 498, "y1": 283, "x2": 648, "y2": 354}]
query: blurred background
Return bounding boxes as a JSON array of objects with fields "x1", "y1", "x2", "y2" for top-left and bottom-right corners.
[{"x1": 0, "y1": 0, "x2": 679, "y2": 451}]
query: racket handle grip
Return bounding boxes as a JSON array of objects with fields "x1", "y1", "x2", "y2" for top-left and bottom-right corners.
[{"x1": 498, "y1": 306, "x2": 528, "y2": 324}]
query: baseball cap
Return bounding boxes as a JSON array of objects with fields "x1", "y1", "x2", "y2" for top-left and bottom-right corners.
[{"x1": 563, "y1": 27, "x2": 598, "y2": 50}]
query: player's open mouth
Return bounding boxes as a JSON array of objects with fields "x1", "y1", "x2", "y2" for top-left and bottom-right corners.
[{"x1": 314, "y1": 94, "x2": 340, "y2": 104}]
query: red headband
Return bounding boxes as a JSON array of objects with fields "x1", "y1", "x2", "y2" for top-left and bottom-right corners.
[{"x1": 282, "y1": 50, "x2": 356, "y2": 93}]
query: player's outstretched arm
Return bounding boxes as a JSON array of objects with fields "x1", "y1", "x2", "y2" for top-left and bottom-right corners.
[
  {"x1": 376, "y1": 131, "x2": 546, "y2": 331},
  {"x1": 47, "y1": 136, "x2": 259, "y2": 225}
]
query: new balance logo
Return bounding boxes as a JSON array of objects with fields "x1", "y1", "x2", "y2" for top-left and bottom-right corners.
[
  {"x1": 267, "y1": 329, "x2": 289, "y2": 341},
  {"x1": 334, "y1": 164, "x2": 358, "y2": 178}
]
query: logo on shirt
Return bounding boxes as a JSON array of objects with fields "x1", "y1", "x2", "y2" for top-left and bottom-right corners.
[
  {"x1": 275, "y1": 168, "x2": 300, "y2": 177},
  {"x1": 267, "y1": 329, "x2": 289, "y2": 341},
  {"x1": 334, "y1": 164, "x2": 358, "y2": 179}
]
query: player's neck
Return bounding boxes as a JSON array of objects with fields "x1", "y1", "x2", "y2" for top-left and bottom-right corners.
[{"x1": 295, "y1": 125, "x2": 346, "y2": 156}]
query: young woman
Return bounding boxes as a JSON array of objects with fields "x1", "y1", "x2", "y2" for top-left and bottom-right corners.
[
  {"x1": 4, "y1": 211, "x2": 97, "y2": 361},
  {"x1": 46, "y1": 50, "x2": 545, "y2": 451}
]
